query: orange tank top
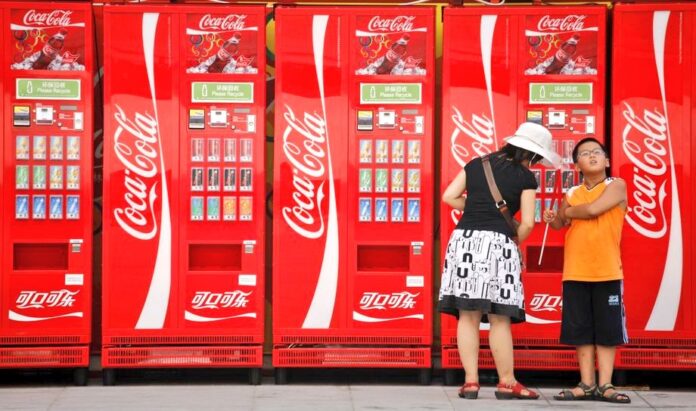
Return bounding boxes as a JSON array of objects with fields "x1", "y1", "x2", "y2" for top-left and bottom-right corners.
[{"x1": 563, "y1": 178, "x2": 625, "y2": 282}]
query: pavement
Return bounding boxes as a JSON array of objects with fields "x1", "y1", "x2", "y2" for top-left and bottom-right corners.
[{"x1": 1, "y1": 373, "x2": 695, "y2": 411}]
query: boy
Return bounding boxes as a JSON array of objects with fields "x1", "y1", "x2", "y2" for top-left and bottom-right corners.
[{"x1": 543, "y1": 137, "x2": 631, "y2": 403}]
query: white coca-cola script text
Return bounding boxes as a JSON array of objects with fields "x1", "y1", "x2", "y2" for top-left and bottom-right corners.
[
  {"x1": 621, "y1": 102, "x2": 669, "y2": 239},
  {"x1": 367, "y1": 16, "x2": 415, "y2": 33},
  {"x1": 359, "y1": 292, "x2": 418, "y2": 310},
  {"x1": 191, "y1": 291, "x2": 251, "y2": 309},
  {"x1": 198, "y1": 14, "x2": 247, "y2": 31},
  {"x1": 537, "y1": 15, "x2": 587, "y2": 32},
  {"x1": 281, "y1": 105, "x2": 328, "y2": 239},
  {"x1": 16, "y1": 290, "x2": 78, "y2": 309},
  {"x1": 112, "y1": 105, "x2": 160, "y2": 241},
  {"x1": 23, "y1": 10, "x2": 73, "y2": 27}
]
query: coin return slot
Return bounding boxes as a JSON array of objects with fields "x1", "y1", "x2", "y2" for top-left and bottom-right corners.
[
  {"x1": 189, "y1": 244, "x2": 241, "y2": 271},
  {"x1": 357, "y1": 245, "x2": 409, "y2": 272},
  {"x1": 14, "y1": 243, "x2": 68, "y2": 270},
  {"x1": 525, "y1": 245, "x2": 564, "y2": 273}
]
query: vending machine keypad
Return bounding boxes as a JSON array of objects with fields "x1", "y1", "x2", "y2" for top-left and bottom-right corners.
[
  {"x1": 356, "y1": 97, "x2": 424, "y2": 225},
  {"x1": 13, "y1": 128, "x2": 81, "y2": 221},
  {"x1": 189, "y1": 111, "x2": 254, "y2": 223}
]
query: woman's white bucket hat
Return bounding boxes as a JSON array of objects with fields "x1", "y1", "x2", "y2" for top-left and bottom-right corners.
[{"x1": 504, "y1": 122, "x2": 561, "y2": 169}]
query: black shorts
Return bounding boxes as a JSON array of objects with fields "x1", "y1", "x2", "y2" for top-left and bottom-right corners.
[{"x1": 560, "y1": 280, "x2": 628, "y2": 347}]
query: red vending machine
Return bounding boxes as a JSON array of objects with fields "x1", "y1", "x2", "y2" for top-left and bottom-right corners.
[
  {"x1": 102, "y1": 4, "x2": 266, "y2": 385},
  {"x1": 0, "y1": 2, "x2": 93, "y2": 384},
  {"x1": 440, "y1": 5, "x2": 607, "y2": 382},
  {"x1": 273, "y1": 7, "x2": 434, "y2": 383},
  {"x1": 611, "y1": 2, "x2": 696, "y2": 369}
]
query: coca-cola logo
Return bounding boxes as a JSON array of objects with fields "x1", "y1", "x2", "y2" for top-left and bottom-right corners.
[
  {"x1": 198, "y1": 14, "x2": 247, "y2": 31},
  {"x1": 16, "y1": 289, "x2": 78, "y2": 309},
  {"x1": 191, "y1": 290, "x2": 251, "y2": 309},
  {"x1": 359, "y1": 292, "x2": 418, "y2": 310},
  {"x1": 450, "y1": 107, "x2": 496, "y2": 168},
  {"x1": 23, "y1": 9, "x2": 73, "y2": 27},
  {"x1": 449, "y1": 107, "x2": 496, "y2": 225},
  {"x1": 112, "y1": 104, "x2": 161, "y2": 241},
  {"x1": 529, "y1": 293, "x2": 562, "y2": 312},
  {"x1": 367, "y1": 16, "x2": 415, "y2": 33},
  {"x1": 281, "y1": 105, "x2": 328, "y2": 239},
  {"x1": 621, "y1": 102, "x2": 669, "y2": 239},
  {"x1": 537, "y1": 15, "x2": 587, "y2": 32}
]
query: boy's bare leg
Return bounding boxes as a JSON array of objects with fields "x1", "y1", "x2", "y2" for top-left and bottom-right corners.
[
  {"x1": 569, "y1": 345, "x2": 597, "y2": 396},
  {"x1": 457, "y1": 310, "x2": 482, "y2": 391},
  {"x1": 597, "y1": 345, "x2": 617, "y2": 396}
]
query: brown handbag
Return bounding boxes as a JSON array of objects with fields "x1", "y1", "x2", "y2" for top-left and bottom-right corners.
[{"x1": 481, "y1": 155, "x2": 520, "y2": 245}]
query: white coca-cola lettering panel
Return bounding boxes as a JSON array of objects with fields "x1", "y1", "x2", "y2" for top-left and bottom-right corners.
[
  {"x1": 103, "y1": 10, "x2": 178, "y2": 330},
  {"x1": 612, "y1": 6, "x2": 690, "y2": 332},
  {"x1": 183, "y1": 274, "x2": 257, "y2": 327},
  {"x1": 7, "y1": 276, "x2": 86, "y2": 328},
  {"x1": 273, "y1": 10, "x2": 347, "y2": 332},
  {"x1": 351, "y1": 275, "x2": 426, "y2": 327}
]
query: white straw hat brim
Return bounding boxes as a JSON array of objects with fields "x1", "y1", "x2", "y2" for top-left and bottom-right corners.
[{"x1": 505, "y1": 135, "x2": 562, "y2": 169}]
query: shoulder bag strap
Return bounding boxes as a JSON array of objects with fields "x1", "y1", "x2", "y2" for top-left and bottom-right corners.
[{"x1": 481, "y1": 155, "x2": 519, "y2": 244}]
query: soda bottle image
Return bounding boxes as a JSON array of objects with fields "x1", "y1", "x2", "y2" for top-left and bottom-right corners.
[
  {"x1": 208, "y1": 33, "x2": 242, "y2": 73},
  {"x1": 544, "y1": 34, "x2": 580, "y2": 74},
  {"x1": 32, "y1": 28, "x2": 68, "y2": 70},
  {"x1": 239, "y1": 197, "x2": 253, "y2": 220},
  {"x1": 408, "y1": 199, "x2": 420, "y2": 222},
  {"x1": 359, "y1": 140, "x2": 372, "y2": 163},
  {"x1": 359, "y1": 199, "x2": 371, "y2": 221},
  {"x1": 376, "y1": 34, "x2": 410, "y2": 75},
  {"x1": 359, "y1": 169, "x2": 372, "y2": 192},
  {"x1": 408, "y1": 140, "x2": 421, "y2": 163}
]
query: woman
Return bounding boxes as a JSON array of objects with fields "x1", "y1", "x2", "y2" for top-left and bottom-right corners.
[{"x1": 439, "y1": 122, "x2": 560, "y2": 400}]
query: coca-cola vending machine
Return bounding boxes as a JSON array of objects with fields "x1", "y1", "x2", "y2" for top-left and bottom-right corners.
[
  {"x1": 273, "y1": 7, "x2": 434, "y2": 383},
  {"x1": 441, "y1": 5, "x2": 607, "y2": 382},
  {"x1": 611, "y1": 2, "x2": 696, "y2": 370},
  {"x1": 0, "y1": 2, "x2": 93, "y2": 384},
  {"x1": 102, "y1": 5, "x2": 266, "y2": 385}
]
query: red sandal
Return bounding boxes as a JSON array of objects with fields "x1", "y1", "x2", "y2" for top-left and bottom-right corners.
[
  {"x1": 458, "y1": 382, "x2": 480, "y2": 399},
  {"x1": 495, "y1": 381, "x2": 539, "y2": 400}
]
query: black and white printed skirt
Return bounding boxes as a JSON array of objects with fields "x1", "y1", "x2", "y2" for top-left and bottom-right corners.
[{"x1": 438, "y1": 229, "x2": 526, "y2": 323}]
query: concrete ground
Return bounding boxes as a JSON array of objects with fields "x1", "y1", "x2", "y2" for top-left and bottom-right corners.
[
  {"x1": 1, "y1": 368, "x2": 695, "y2": 411},
  {"x1": 1, "y1": 382, "x2": 695, "y2": 410}
]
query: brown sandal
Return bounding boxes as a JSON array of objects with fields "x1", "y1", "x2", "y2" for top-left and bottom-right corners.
[
  {"x1": 553, "y1": 382, "x2": 596, "y2": 401},
  {"x1": 458, "y1": 382, "x2": 480, "y2": 399},
  {"x1": 596, "y1": 383, "x2": 631, "y2": 404},
  {"x1": 495, "y1": 381, "x2": 539, "y2": 400}
]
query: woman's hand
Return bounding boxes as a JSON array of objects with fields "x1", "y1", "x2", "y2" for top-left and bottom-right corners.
[{"x1": 516, "y1": 189, "x2": 536, "y2": 243}]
